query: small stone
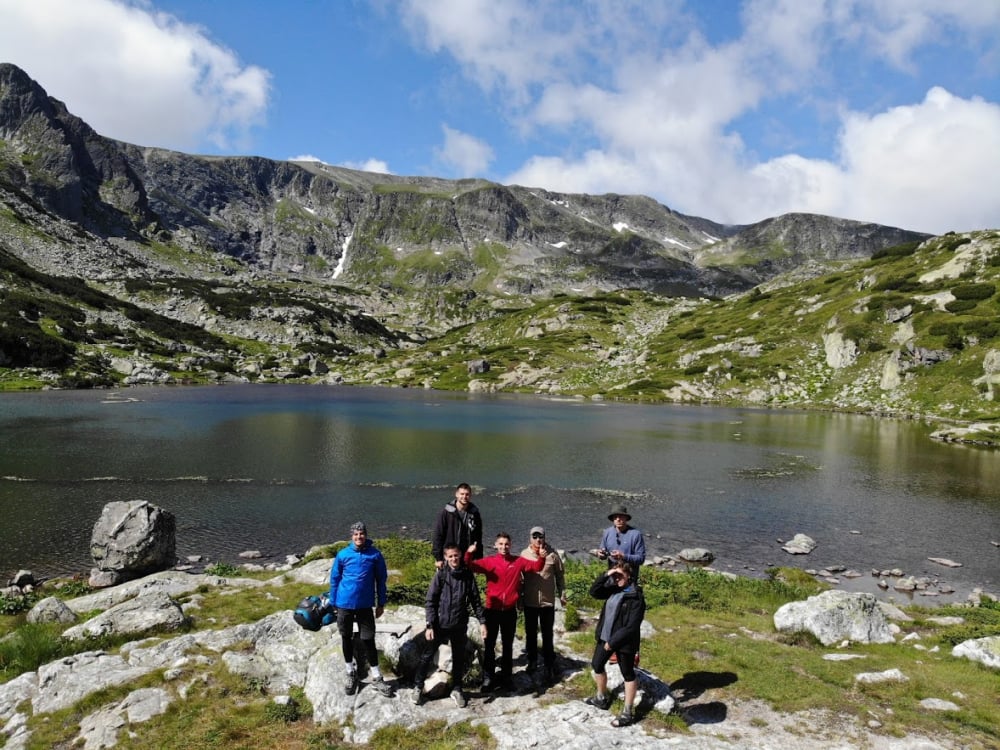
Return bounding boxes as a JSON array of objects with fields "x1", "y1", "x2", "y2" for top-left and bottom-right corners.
[{"x1": 919, "y1": 698, "x2": 960, "y2": 712}]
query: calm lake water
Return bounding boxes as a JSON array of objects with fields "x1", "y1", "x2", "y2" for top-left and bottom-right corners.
[{"x1": 1, "y1": 384, "x2": 998, "y2": 604}]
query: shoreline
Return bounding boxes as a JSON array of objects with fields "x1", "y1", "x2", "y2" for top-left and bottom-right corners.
[{"x1": 17, "y1": 535, "x2": 995, "y2": 612}]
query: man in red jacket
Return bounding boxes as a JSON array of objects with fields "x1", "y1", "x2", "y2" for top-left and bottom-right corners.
[{"x1": 465, "y1": 532, "x2": 545, "y2": 692}]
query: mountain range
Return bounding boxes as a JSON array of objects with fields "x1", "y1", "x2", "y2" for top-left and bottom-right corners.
[{"x1": 2, "y1": 62, "x2": 999, "y2": 430}]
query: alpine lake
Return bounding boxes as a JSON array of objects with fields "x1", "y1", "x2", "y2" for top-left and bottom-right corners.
[{"x1": 1, "y1": 384, "x2": 997, "y2": 606}]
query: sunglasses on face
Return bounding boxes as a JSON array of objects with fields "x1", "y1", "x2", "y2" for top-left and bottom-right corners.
[{"x1": 531, "y1": 532, "x2": 545, "y2": 539}]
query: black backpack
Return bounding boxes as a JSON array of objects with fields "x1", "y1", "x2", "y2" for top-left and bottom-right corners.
[{"x1": 293, "y1": 594, "x2": 336, "y2": 631}]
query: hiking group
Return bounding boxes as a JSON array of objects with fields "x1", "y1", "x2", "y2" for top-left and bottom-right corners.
[{"x1": 327, "y1": 482, "x2": 647, "y2": 728}]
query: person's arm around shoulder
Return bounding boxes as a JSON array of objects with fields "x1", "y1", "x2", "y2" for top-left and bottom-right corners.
[
  {"x1": 470, "y1": 507, "x2": 484, "y2": 558},
  {"x1": 522, "y1": 547, "x2": 546, "y2": 573},
  {"x1": 465, "y1": 544, "x2": 489, "y2": 573}
]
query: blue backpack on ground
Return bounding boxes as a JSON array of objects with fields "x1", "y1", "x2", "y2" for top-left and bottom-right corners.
[{"x1": 293, "y1": 593, "x2": 336, "y2": 631}]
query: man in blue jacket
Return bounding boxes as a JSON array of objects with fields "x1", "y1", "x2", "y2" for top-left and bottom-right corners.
[{"x1": 330, "y1": 520, "x2": 393, "y2": 696}]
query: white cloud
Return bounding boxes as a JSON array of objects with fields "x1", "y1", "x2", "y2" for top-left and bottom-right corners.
[
  {"x1": 0, "y1": 0, "x2": 270, "y2": 151},
  {"x1": 435, "y1": 125, "x2": 495, "y2": 176},
  {"x1": 404, "y1": 0, "x2": 1000, "y2": 232},
  {"x1": 341, "y1": 158, "x2": 392, "y2": 174},
  {"x1": 400, "y1": 0, "x2": 579, "y2": 101},
  {"x1": 836, "y1": 87, "x2": 1000, "y2": 233}
]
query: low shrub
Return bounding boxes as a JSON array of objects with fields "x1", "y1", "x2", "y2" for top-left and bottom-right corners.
[
  {"x1": 204, "y1": 562, "x2": 243, "y2": 577},
  {"x1": 951, "y1": 283, "x2": 995, "y2": 300},
  {"x1": 871, "y1": 241, "x2": 921, "y2": 260},
  {"x1": 945, "y1": 299, "x2": 977, "y2": 313}
]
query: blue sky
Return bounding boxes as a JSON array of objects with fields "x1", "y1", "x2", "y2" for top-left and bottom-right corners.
[{"x1": 2, "y1": 0, "x2": 999, "y2": 235}]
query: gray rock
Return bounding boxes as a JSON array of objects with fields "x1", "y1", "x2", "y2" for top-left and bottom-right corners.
[
  {"x1": 773, "y1": 590, "x2": 895, "y2": 646},
  {"x1": 89, "y1": 501, "x2": 176, "y2": 581},
  {"x1": 0, "y1": 671, "x2": 38, "y2": 725},
  {"x1": 781, "y1": 533, "x2": 817, "y2": 555},
  {"x1": 678, "y1": 548, "x2": 715, "y2": 564},
  {"x1": 855, "y1": 668, "x2": 908, "y2": 684},
  {"x1": 62, "y1": 591, "x2": 186, "y2": 641},
  {"x1": 26, "y1": 596, "x2": 78, "y2": 625},
  {"x1": 919, "y1": 697, "x2": 961, "y2": 711},
  {"x1": 88, "y1": 569, "x2": 122, "y2": 589},
  {"x1": 952, "y1": 635, "x2": 1000, "y2": 669},
  {"x1": 76, "y1": 687, "x2": 172, "y2": 749},
  {"x1": 34, "y1": 651, "x2": 155, "y2": 714}
]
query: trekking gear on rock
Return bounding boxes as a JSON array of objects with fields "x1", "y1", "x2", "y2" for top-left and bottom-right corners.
[{"x1": 293, "y1": 593, "x2": 336, "y2": 631}]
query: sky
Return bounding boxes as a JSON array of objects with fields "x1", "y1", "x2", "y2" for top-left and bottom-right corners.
[{"x1": 1, "y1": 0, "x2": 999, "y2": 236}]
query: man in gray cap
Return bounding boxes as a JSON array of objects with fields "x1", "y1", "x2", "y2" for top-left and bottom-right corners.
[
  {"x1": 597, "y1": 504, "x2": 645, "y2": 570},
  {"x1": 329, "y1": 521, "x2": 393, "y2": 696},
  {"x1": 520, "y1": 526, "x2": 566, "y2": 684}
]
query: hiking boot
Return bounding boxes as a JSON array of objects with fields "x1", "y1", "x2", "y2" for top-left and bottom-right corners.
[
  {"x1": 585, "y1": 693, "x2": 613, "y2": 710},
  {"x1": 371, "y1": 676, "x2": 394, "y2": 697},
  {"x1": 345, "y1": 672, "x2": 360, "y2": 695},
  {"x1": 480, "y1": 674, "x2": 493, "y2": 692},
  {"x1": 411, "y1": 683, "x2": 424, "y2": 705},
  {"x1": 611, "y1": 707, "x2": 634, "y2": 727},
  {"x1": 543, "y1": 664, "x2": 558, "y2": 684},
  {"x1": 451, "y1": 688, "x2": 467, "y2": 708}
]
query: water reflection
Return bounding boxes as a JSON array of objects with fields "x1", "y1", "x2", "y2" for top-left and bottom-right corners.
[{"x1": 0, "y1": 385, "x2": 997, "y2": 604}]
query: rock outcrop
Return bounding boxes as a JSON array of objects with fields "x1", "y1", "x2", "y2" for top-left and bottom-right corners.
[{"x1": 773, "y1": 590, "x2": 896, "y2": 646}]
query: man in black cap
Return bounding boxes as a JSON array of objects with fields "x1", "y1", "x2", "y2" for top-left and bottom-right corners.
[
  {"x1": 520, "y1": 526, "x2": 566, "y2": 683},
  {"x1": 596, "y1": 504, "x2": 645, "y2": 570}
]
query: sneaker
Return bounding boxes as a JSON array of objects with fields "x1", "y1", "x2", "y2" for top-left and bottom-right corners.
[
  {"x1": 411, "y1": 683, "x2": 424, "y2": 705},
  {"x1": 611, "y1": 708, "x2": 634, "y2": 727},
  {"x1": 450, "y1": 688, "x2": 467, "y2": 708},
  {"x1": 371, "y1": 676, "x2": 394, "y2": 697},
  {"x1": 584, "y1": 693, "x2": 613, "y2": 710},
  {"x1": 345, "y1": 672, "x2": 360, "y2": 695}
]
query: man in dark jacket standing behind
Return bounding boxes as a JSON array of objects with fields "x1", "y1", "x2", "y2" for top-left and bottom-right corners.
[
  {"x1": 432, "y1": 482, "x2": 483, "y2": 568},
  {"x1": 412, "y1": 543, "x2": 485, "y2": 707}
]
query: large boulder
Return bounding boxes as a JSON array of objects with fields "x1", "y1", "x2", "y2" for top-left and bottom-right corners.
[
  {"x1": 773, "y1": 590, "x2": 895, "y2": 646},
  {"x1": 952, "y1": 635, "x2": 1000, "y2": 669},
  {"x1": 89, "y1": 501, "x2": 176, "y2": 585}
]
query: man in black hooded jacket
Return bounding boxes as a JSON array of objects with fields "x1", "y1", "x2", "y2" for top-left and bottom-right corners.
[
  {"x1": 412, "y1": 543, "x2": 485, "y2": 707},
  {"x1": 432, "y1": 482, "x2": 483, "y2": 568}
]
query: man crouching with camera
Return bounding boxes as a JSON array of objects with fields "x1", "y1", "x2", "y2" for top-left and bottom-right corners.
[{"x1": 583, "y1": 562, "x2": 645, "y2": 728}]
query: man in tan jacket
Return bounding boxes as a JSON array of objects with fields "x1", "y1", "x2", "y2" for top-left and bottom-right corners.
[{"x1": 520, "y1": 526, "x2": 566, "y2": 684}]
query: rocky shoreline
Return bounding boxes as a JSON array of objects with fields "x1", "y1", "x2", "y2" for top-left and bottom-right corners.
[{"x1": 7, "y1": 532, "x2": 997, "y2": 613}]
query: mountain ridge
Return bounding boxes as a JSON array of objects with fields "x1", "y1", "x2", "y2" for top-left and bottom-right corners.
[{"x1": 3, "y1": 62, "x2": 999, "y2": 433}]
